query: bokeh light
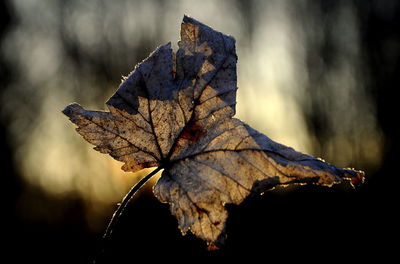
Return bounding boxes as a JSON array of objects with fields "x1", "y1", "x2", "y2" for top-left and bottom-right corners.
[{"x1": 1, "y1": 0, "x2": 383, "y2": 231}]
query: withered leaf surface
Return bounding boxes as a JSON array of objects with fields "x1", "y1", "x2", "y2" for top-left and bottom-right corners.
[{"x1": 63, "y1": 16, "x2": 364, "y2": 248}]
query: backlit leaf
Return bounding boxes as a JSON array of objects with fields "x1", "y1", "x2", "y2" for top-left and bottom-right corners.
[{"x1": 63, "y1": 16, "x2": 364, "y2": 248}]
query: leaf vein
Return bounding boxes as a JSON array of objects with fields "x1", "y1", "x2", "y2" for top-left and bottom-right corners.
[{"x1": 81, "y1": 114, "x2": 159, "y2": 160}]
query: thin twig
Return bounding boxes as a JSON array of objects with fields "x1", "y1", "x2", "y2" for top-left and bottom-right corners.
[
  {"x1": 95, "y1": 167, "x2": 163, "y2": 263},
  {"x1": 103, "y1": 166, "x2": 163, "y2": 240}
]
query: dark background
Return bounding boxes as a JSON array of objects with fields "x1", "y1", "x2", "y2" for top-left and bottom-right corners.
[{"x1": 1, "y1": 0, "x2": 398, "y2": 263}]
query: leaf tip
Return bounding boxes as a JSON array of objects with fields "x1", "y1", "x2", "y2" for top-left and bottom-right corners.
[
  {"x1": 182, "y1": 15, "x2": 203, "y2": 28},
  {"x1": 182, "y1": 14, "x2": 192, "y2": 22},
  {"x1": 62, "y1": 103, "x2": 83, "y2": 118},
  {"x1": 343, "y1": 169, "x2": 365, "y2": 188},
  {"x1": 207, "y1": 242, "x2": 220, "y2": 251}
]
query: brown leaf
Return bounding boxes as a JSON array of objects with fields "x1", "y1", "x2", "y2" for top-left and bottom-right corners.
[{"x1": 63, "y1": 16, "x2": 364, "y2": 248}]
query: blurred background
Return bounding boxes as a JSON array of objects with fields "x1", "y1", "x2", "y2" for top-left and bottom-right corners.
[{"x1": 0, "y1": 0, "x2": 398, "y2": 263}]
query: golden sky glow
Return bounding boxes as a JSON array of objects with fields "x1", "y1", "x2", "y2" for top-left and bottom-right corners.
[{"x1": 1, "y1": 0, "x2": 383, "y2": 229}]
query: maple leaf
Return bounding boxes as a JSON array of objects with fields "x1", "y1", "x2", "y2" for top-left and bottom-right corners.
[{"x1": 63, "y1": 16, "x2": 364, "y2": 248}]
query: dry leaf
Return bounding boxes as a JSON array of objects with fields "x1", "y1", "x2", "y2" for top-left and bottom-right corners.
[{"x1": 63, "y1": 16, "x2": 364, "y2": 248}]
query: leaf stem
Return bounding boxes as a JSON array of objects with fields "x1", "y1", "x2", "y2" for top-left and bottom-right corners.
[{"x1": 103, "y1": 166, "x2": 163, "y2": 240}]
